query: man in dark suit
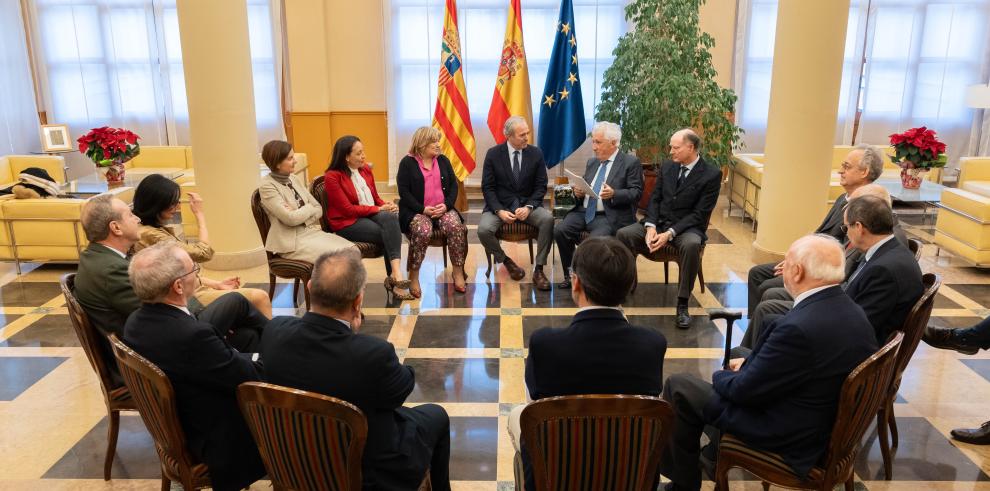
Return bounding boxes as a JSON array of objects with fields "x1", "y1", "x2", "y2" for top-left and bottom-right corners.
[
  {"x1": 746, "y1": 145, "x2": 885, "y2": 317},
  {"x1": 509, "y1": 236, "x2": 667, "y2": 490},
  {"x1": 478, "y1": 115, "x2": 555, "y2": 290},
  {"x1": 554, "y1": 122, "x2": 643, "y2": 289},
  {"x1": 74, "y1": 194, "x2": 266, "y2": 352},
  {"x1": 122, "y1": 243, "x2": 265, "y2": 491},
  {"x1": 660, "y1": 235, "x2": 878, "y2": 491},
  {"x1": 617, "y1": 128, "x2": 721, "y2": 328},
  {"x1": 261, "y1": 248, "x2": 451, "y2": 490},
  {"x1": 924, "y1": 316, "x2": 990, "y2": 443}
]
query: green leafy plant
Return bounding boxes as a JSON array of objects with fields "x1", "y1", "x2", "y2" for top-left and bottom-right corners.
[{"x1": 595, "y1": 0, "x2": 742, "y2": 166}]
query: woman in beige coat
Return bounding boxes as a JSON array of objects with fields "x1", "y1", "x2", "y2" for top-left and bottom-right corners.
[{"x1": 259, "y1": 140, "x2": 356, "y2": 264}]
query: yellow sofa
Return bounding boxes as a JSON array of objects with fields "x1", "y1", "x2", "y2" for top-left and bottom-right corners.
[
  {"x1": 935, "y1": 157, "x2": 990, "y2": 266},
  {"x1": 0, "y1": 186, "x2": 134, "y2": 273},
  {"x1": 125, "y1": 146, "x2": 194, "y2": 180},
  {"x1": 0, "y1": 155, "x2": 67, "y2": 189}
]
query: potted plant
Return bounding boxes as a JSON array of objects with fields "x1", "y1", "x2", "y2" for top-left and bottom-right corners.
[
  {"x1": 77, "y1": 126, "x2": 141, "y2": 186},
  {"x1": 888, "y1": 126, "x2": 946, "y2": 189},
  {"x1": 595, "y1": 0, "x2": 742, "y2": 208}
]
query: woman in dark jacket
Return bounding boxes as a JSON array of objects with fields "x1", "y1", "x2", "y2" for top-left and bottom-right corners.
[{"x1": 397, "y1": 126, "x2": 468, "y2": 296}]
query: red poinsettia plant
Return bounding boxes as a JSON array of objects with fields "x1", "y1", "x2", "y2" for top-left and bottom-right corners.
[
  {"x1": 888, "y1": 126, "x2": 947, "y2": 170},
  {"x1": 77, "y1": 127, "x2": 141, "y2": 167}
]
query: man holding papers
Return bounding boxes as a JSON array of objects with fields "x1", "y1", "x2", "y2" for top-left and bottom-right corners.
[{"x1": 554, "y1": 121, "x2": 643, "y2": 289}]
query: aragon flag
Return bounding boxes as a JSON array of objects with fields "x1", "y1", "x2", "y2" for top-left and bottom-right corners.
[
  {"x1": 487, "y1": 0, "x2": 532, "y2": 144},
  {"x1": 431, "y1": 0, "x2": 477, "y2": 181}
]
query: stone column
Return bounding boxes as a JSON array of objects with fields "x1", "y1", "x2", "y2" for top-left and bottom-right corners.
[
  {"x1": 176, "y1": 0, "x2": 264, "y2": 269},
  {"x1": 753, "y1": 0, "x2": 851, "y2": 261}
]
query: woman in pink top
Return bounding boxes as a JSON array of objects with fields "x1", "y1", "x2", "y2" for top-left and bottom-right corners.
[{"x1": 396, "y1": 126, "x2": 468, "y2": 297}]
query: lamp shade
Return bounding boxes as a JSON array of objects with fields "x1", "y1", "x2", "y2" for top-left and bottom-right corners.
[{"x1": 967, "y1": 84, "x2": 990, "y2": 109}]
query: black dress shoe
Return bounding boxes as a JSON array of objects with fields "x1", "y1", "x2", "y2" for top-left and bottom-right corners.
[
  {"x1": 676, "y1": 305, "x2": 691, "y2": 329},
  {"x1": 923, "y1": 325, "x2": 980, "y2": 355},
  {"x1": 951, "y1": 421, "x2": 990, "y2": 444},
  {"x1": 558, "y1": 276, "x2": 572, "y2": 289}
]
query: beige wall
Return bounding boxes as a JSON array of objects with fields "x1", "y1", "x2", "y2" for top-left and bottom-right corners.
[{"x1": 700, "y1": 0, "x2": 737, "y2": 89}]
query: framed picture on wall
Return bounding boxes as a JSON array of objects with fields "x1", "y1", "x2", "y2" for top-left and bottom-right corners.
[{"x1": 40, "y1": 124, "x2": 72, "y2": 152}]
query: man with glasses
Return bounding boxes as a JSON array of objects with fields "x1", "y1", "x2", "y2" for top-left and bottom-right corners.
[
  {"x1": 122, "y1": 242, "x2": 265, "y2": 491},
  {"x1": 75, "y1": 194, "x2": 266, "y2": 352}
]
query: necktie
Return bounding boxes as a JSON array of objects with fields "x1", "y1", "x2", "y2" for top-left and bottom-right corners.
[
  {"x1": 585, "y1": 160, "x2": 609, "y2": 224},
  {"x1": 512, "y1": 150, "x2": 521, "y2": 182},
  {"x1": 843, "y1": 258, "x2": 868, "y2": 290},
  {"x1": 676, "y1": 165, "x2": 689, "y2": 188}
]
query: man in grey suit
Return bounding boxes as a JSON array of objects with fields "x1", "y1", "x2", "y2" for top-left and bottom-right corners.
[{"x1": 555, "y1": 121, "x2": 643, "y2": 289}]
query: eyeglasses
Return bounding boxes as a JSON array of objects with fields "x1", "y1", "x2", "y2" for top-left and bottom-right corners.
[{"x1": 173, "y1": 264, "x2": 201, "y2": 282}]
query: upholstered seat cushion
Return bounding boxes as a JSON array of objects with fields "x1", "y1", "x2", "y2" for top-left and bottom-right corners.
[
  {"x1": 941, "y1": 188, "x2": 990, "y2": 222},
  {"x1": 961, "y1": 181, "x2": 990, "y2": 198}
]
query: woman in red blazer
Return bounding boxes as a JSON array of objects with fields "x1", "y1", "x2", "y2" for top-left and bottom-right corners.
[{"x1": 324, "y1": 135, "x2": 412, "y2": 300}]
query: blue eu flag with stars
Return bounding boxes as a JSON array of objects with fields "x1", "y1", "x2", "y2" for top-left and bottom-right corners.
[{"x1": 537, "y1": 0, "x2": 586, "y2": 169}]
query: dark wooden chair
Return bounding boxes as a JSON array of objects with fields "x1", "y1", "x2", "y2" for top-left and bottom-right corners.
[
  {"x1": 908, "y1": 238, "x2": 923, "y2": 261},
  {"x1": 310, "y1": 175, "x2": 389, "y2": 261},
  {"x1": 251, "y1": 189, "x2": 313, "y2": 309},
  {"x1": 237, "y1": 382, "x2": 367, "y2": 491},
  {"x1": 876, "y1": 273, "x2": 941, "y2": 480},
  {"x1": 577, "y1": 230, "x2": 706, "y2": 292},
  {"x1": 485, "y1": 221, "x2": 539, "y2": 277},
  {"x1": 108, "y1": 334, "x2": 212, "y2": 491},
  {"x1": 60, "y1": 273, "x2": 137, "y2": 481},
  {"x1": 714, "y1": 331, "x2": 904, "y2": 491},
  {"x1": 519, "y1": 394, "x2": 675, "y2": 491}
]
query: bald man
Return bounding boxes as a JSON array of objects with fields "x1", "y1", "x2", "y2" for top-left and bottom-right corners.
[
  {"x1": 617, "y1": 129, "x2": 722, "y2": 329},
  {"x1": 660, "y1": 235, "x2": 877, "y2": 491}
]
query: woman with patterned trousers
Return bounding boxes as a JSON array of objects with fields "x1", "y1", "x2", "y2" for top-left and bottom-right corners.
[{"x1": 397, "y1": 126, "x2": 469, "y2": 297}]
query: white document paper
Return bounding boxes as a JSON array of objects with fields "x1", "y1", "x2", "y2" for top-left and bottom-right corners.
[{"x1": 565, "y1": 169, "x2": 598, "y2": 200}]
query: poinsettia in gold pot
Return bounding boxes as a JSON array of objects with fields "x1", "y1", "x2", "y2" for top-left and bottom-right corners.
[
  {"x1": 888, "y1": 126, "x2": 946, "y2": 189},
  {"x1": 77, "y1": 126, "x2": 141, "y2": 186}
]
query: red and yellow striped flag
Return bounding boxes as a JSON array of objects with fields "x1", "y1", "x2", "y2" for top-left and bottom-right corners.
[
  {"x1": 487, "y1": 0, "x2": 532, "y2": 144},
  {"x1": 432, "y1": 0, "x2": 476, "y2": 181}
]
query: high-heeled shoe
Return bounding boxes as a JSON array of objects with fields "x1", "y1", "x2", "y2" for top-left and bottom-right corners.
[
  {"x1": 384, "y1": 277, "x2": 415, "y2": 300},
  {"x1": 453, "y1": 271, "x2": 468, "y2": 294}
]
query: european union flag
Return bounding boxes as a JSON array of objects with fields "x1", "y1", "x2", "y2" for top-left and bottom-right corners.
[{"x1": 537, "y1": 0, "x2": 586, "y2": 169}]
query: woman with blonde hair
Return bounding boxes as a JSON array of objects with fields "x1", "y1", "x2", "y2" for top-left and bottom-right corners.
[{"x1": 396, "y1": 126, "x2": 468, "y2": 296}]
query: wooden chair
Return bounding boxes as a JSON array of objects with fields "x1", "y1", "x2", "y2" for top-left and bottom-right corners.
[
  {"x1": 310, "y1": 175, "x2": 388, "y2": 261},
  {"x1": 60, "y1": 273, "x2": 138, "y2": 481},
  {"x1": 484, "y1": 221, "x2": 539, "y2": 277},
  {"x1": 577, "y1": 231, "x2": 706, "y2": 292},
  {"x1": 237, "y1": 382, "x2": 368, "y2": 491},
  {"x1": 908, "y1": 238, "x2": 923, "y2": 261},
  {"x1": 714, "y1": 332, "x2": 904, "y2": 491},
  {"x1": 251, "y1": 189, "x2": 313, "y2": 309},
  {"x1": 107, "y1": 334, "x2": 212, "y2": 491},
  {"x1": 519, "y1": 394, "x2": 675, "y2": 491},
  {"x1": 876, "y1": 273, "x2": 941, "y2": 480}
]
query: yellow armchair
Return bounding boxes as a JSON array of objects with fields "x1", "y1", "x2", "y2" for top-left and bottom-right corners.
[
  {"x1": 935, "y1": 157, "x2": 990, "y2": 266},
  {"x1": 0, "y1": 155, "x2": 67, "y2": 187}
]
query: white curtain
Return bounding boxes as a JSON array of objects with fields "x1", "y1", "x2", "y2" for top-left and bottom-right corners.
[
  {"x1": 27, "y1": 0, "x2": 284, "y2": 153},
  {"x1": 734, "y1": 0, "x2": 990, "y2": 166},
  {"x1": 384, "y1": 0, "x2": 630, "y2": 185},
  {"x1": 0, "y1": 1, "x2": 42, "y2": 155}
]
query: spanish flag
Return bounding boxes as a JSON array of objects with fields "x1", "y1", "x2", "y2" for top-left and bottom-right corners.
[
  {"x1": 487, "y1": 0, "x2": 532, "y2": 144},
  {"x1": 432, "y1": 0, "x2": 476, "y2": 181}
]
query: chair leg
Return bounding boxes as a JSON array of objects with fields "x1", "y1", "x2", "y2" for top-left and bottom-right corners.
[
  {"x1": 845, "y1": 476, "x2": 855, "y2": 491},
  {"x1": 160, "y1": 467, "x2": 170, "y2": 491},
  {"x1": 663, "y1": 261, "x2": 670, "y2": 284},
  {"x1": 485, "y1": 253, "x2": 493, "y2": 278},
  {"x1": 104, "y1": 409, "x2": 120, "y2": 480},
  {"x1": 528, "y1": 238, "x2": 535, "y2": 264},
  {"x1": 714, "y1": 459, "x2": 731, "y2": 491},
  {"x1": 877, "y1": 409, "x2": 893, "y2": 480},
  {"x1": 303, "y1": 278, "x2": 311, "y2": 311},
  {"x1": 291, "y1": 278, "x2": 300, "y2": 308},
  {"x1": 268, "y1": 273, "x2": 276, "y2": 300},
  {"x1": 889, "y1": 405, "x2": 899, "y2": 449},
  {"x1": 442, "y1": 243, "x2": 449, "y2": 269},
  {"x1": 762, "y1": 482, "x2": 770, "y2": 491},
  {"x1": 698, "y1": 261, "x2": 707, "y2": 293}
]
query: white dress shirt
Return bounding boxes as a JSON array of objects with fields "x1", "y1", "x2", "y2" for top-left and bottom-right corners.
[{"x1": 583, "y1": 149, "x2": 619, "y2": 211}]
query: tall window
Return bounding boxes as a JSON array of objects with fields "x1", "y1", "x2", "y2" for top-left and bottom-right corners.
[
  {"x1": 387, "y1": 0, "x2": 629, "y2": 183},
  {"x1": 735, "y1": 0, "x2": 990, "y2": 164},
  {"x1": 28, "y1": 0, "x2": 283, "y2": 149},
  {"x1": 1, "y1": 1, "x2": 41, "y2": 154}
]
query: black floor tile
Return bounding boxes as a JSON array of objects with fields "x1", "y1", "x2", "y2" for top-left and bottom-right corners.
[
  {"x1": 662, "y1": 358, "x2": 723, "y2": 385},
  {"x1": 961, "y1": 359, "x2": 990, "y2": 384},
  {"x1": 628, "y1": 315, "x2": 725, "y2": 349},
  {"x1": 0, "y1": 281, "x2": 62, "y2": 307},
  {"x1": 361, "y1": 283, "x2": 408, "y2": 308},
  {"x1": 44, "y1": 414, "x2": 160, "y2": 479},
  {"x1": 706, "y1": 228, "x2": 732, "y2": 245},
  {"x1": 625, "y1": 283, "x2": 702, "y2": 308},
  {"x1": 405, "y1": 358, "x2": 499, "y2": 403},
  {"x1": 418, "y1": 282, "x2": 501, "y2": 309},
  {"x1": 705, "y1": 282, "x2": 749, "y2": 310},
  {"x1": 409, "y1": 315, "x2": 500, "y2": 349},
  {"x1": 244, "y1": 282, "x2": 303, "y2": 309},
  {"x1": 0, "y1": 315, "x2": 77, "y2": 347},
  {"x1": 0, "y1": 312, "x2": 22, "y2": 329},
  {"x1": 520, "y1": 283, "x2": 576, "y2": 308},
  {"x1": 947, "y1": 284, "x2": 990, "y2": 308},
  {"x1": 0, "y1": 356, "x2": 68, "y2": 400},
  {"x1": 927, "y1": 316, "x2": 982, "y2": 330},
  {"x1": 359, "y1": 315, "x2": 395, "y2": 340},
  {"x1": 449, "y1": 416, "x2": 498, "y2": 481},
  {"x1": 933, "y1": 292, "x2": 963, "y2": 310},
  {"x1": 522, "y1": 316, "x2": 572, "y2": 348},
  {"x1": 854, "y1": 416, "x2": 990, "y2": 481}
]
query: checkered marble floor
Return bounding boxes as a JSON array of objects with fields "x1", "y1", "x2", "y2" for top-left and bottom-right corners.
[{"x1": 2, "y1": 195, "x2": 990, "y2": 490}]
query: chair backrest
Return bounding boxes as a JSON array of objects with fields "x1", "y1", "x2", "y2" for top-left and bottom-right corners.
[
  {"x1": 908, "y1": 238, "x2": 923, "y2": 261},
  {"x1": 520, "y1": 394, "x2": 674, "y2": 491},
  {"x1": 108, "y1": 334, "x2": 202, "y2": 478},
  {"x1": 59, "y1": 273, "x2": 123, "y2": 396},
  {"x1": 309, "y1": 175, "x2": 332, "y2": 233},
  {"x1": 888, "y1": 273, "x2": 941, "y2": 397},
  {"x1": 820, "y1": 332, "x2": 903, "y2": 485},
  {"x1": 250, "y1": 189, "x2": 274, "y2": 255},
  {"x1": 237, "y1": 382, "x2": 368, "y2": 491}
]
